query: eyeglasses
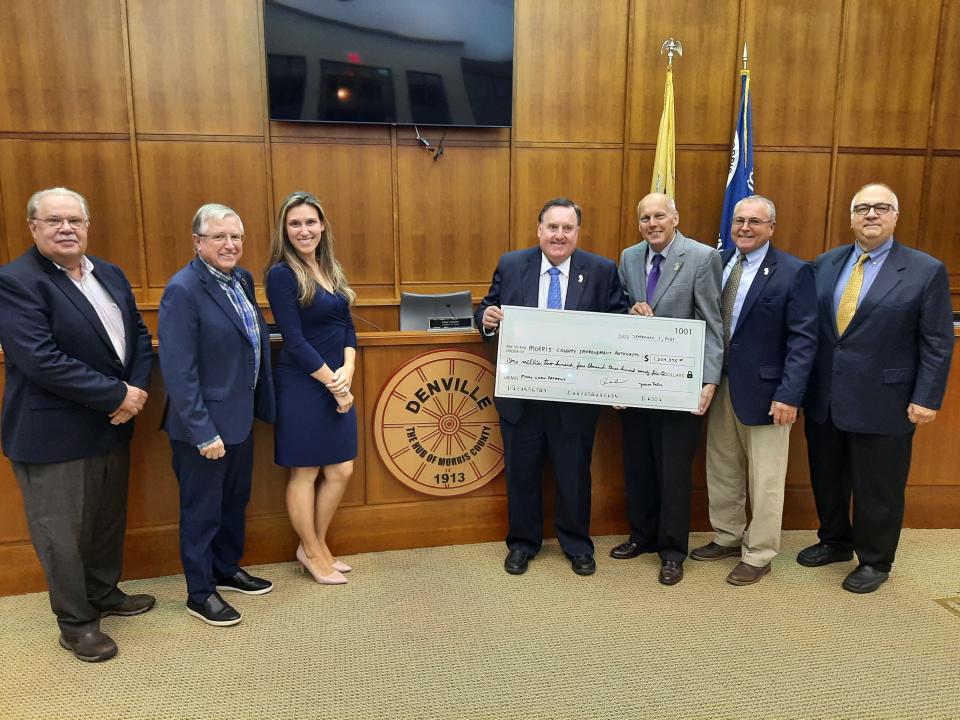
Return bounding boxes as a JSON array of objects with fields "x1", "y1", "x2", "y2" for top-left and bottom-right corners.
[
  {"x1": 32, "y1": 216, "x2": 88, "y2": 229},
  {"x1": 852, "y1": 203, "x2": 896, "y2": 216},
  {"x1": 732, "y1": 217, "x2": 774, "y2": 227},
  {"x1": 197, "y1": 233, "x2": 244, "y2": 244}
]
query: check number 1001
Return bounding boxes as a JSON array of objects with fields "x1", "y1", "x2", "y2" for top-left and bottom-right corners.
[
  {"x1": 675, "y1": 327, "x2": 693, "y2": 335},
  {"x1": 434, "y1": 472, "x2": 466, "y2": 484}
]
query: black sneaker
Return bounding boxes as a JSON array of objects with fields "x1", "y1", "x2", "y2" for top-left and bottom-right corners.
[
  {"x1": 215, "y1": 568, "x2": 273, "y2": 595},
  {"x1": 186, "y1": 592, "x2": 242, "y2": 627}
]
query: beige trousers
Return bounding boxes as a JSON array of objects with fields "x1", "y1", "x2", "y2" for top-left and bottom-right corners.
[{"x1": 705, "y1": 378, "x2": 790, "y2": 567}]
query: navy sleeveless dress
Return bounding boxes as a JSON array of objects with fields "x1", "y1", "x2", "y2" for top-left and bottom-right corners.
[{"x1": 266, "y1": 263, "x2": 358, "y2": 467}]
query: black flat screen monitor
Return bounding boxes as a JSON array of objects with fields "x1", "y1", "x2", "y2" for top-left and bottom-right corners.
[{"x1": 264, "y1": 0, "x2": 514, "y2": 127}]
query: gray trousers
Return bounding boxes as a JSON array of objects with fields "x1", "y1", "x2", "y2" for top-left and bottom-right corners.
[{"x1": 13, "y1": 444, "x2": 130, "y2": 635}]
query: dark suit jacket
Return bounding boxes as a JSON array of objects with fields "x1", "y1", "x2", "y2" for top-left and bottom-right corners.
[
  {"x1": 722, "y1": 244, "x2": 818, "y2": 425},
  {"x1": 159, "y1": 257, "x2": 275, "y2": 446},
  {"x1": 475, "y1": 246, "x2": 627, "y2": 432},
  {"x1": 804, "y1": 239, "x2": 954, "y2": 435},
  {"x1": 0, "y1": 247, "x2": 152, "y2": 463}
]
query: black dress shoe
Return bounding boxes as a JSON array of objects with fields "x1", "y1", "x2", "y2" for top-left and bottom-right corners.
[
  {"x1": 571, "y1": 554, "x2": 596, "y2": 576},
  {"x1": 610, "y1": 540, "x2": 646, "y2": 559},
  {"x1": 658, "y1": 560, "x2": 683, "y2": 586},
  {"x1": 215, "y1": 568, "x2": 273, "y2": 595},
  {"x1": 842, "y1": 565, "x2": 889, "y2": 594},
  {"x1": 59, "y1": 630, "x2": 118, "y2": 662},
  {"x1": 186, "y1": 592, "x2": 242, "y2": 626},
  {"x1": 796, "y1": 542, "x2": 854, "y2": 567},
  {"x1": 98, "y1": 593, "x2": 156, "y2": 618},
  {"x1": 504, "y1": 549, "x2": 532, "y2": 575}
]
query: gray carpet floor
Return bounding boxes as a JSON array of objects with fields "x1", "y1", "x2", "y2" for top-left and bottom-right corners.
[{"x1": 1, "y1": 530, "x2": 959, "y2": 720}]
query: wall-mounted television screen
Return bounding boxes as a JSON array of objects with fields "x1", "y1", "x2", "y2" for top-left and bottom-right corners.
[{"x1": 264, "y1": 0, "x2": 514, "y2": 127}]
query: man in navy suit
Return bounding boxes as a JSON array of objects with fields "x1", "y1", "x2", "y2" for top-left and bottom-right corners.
[
  {"x1": 799, "y1": 183, "x2": 953, "y2": 593},
  {"x1": 690, "y1": 195, "x2": 817, "y2": 585},
  {"x1": 476, "y1": 198, "x2": 627, "y2": 576},
  {"x1": 159, "y1": 203, "x2": 276, "y2": 625},
  {"x1": 0, "y1": 187, "x2": 154, "y2": 662}
]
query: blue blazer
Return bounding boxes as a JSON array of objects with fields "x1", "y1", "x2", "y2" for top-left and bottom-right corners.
[
  {"x1": 721, "y1": 244, "x2": 818, "y2": 425},
  {"x1": 159, "y1": 257, "x2": 275, "y2": 446},
  {"x1": 475, "y1": 246, "x2": 627, "y2": 432},
  {"x1": 804, "y1": 239, "x2": 954, "y2": 435},
  {"x1": 0, "y1": 247, "x2": 152, "y2": 463}
]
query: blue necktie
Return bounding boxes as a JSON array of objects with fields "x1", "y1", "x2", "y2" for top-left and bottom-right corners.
[
  {"x1": 547, "y1": 267, "x2": 562, "y2": 309},
  {"x1": 646, "y1": 253, "x2": 663, "y2": 301}
]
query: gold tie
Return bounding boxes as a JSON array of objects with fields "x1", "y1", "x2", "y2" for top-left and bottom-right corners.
[{"x1": 836, "y1": 252, "x2": 869, "y2": 335}]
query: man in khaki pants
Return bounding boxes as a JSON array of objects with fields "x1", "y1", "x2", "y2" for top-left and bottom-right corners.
[{"x1": 691, "y1": 195, "x2": 817, "y2": 584}]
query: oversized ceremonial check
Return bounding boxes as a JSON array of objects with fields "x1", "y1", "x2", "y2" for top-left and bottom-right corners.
[{"x1": 495, "y1": 306, "x2": 705, "y2": 411}]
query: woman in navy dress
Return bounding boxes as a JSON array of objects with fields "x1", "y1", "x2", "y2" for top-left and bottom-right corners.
[{"x1": 265, "y1": 191, "x2": 357, "y2": 585}]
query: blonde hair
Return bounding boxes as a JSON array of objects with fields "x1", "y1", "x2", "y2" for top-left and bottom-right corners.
[{"x1": 265, "y1": 191, "x2": 355, "y2": 307}]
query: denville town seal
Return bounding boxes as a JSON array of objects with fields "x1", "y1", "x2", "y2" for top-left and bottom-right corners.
[{"x1": 373, "y1": 350, "x2": 504, "y2": 496}]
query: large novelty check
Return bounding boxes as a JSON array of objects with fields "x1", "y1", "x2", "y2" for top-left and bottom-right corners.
[{"x1": 494, "y1": 305, "x2": 705, "y2": 411}]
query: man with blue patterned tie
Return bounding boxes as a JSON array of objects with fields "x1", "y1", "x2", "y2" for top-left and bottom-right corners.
[{"x1": 476, "y1": 198, "x2": 627, "y2": 576}]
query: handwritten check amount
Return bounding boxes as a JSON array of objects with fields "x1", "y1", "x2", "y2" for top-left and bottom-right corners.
[{"x1": 494, "y1": 305, "x2": 706, "y2": 411}]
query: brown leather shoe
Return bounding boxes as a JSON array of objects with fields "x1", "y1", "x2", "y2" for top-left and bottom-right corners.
[
  {"x1": 98, "y1": 593, "x2": 156, "y2": 618},
  {"x1": 658, "y1": 560, "x2": 683, "y2": 585},
  {"x1": 726, "y1": 561, "x2": 771, "y2": 586},
  {"x1": 690, "y1": 542, "x2": 741, "y2": 561},
  {"x1": 59, "y1": 630, "x2": 118, "y2": 662}
]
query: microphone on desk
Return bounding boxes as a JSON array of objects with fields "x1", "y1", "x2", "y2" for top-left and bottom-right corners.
[{"x1": 351, "y1": 313, "x2": 384, "y2": 332}]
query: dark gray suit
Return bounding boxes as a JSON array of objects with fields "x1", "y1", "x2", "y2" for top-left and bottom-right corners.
[{"x1": 617, "y1": 230, "x2": 723, "y2": 562}]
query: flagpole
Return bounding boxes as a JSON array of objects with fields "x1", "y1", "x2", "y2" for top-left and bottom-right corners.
[{"x1": 717, "y1": 42, "x2": 756, "y2": 250}]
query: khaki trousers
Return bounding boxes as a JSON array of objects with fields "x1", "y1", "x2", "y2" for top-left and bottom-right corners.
[{"x1": 705, "y1": 378, "x2": 790, "y2": 567}]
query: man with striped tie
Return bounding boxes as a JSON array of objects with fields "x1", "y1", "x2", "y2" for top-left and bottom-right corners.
[{"x1": 799, "y1": 183, "x2": 954, "y2": 593}]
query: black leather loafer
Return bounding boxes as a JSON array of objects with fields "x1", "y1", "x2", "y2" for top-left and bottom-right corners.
[
  {"x1": 98, "y1": 593, "x2": 156, "y2": 618},
  {"x1": 842, "y1": 565, "x2": 889, "y2": 594},
  {"x1": 215, "y1": 568, "x2": 273, "y2": 595},
  {"x1": 610, "y1": 540, "x2": 646, "y2": 559},
  {"x1": 797, "y1": 542, "x2": 854, "y2": 567},
  {"x1": 59, "y1": 630, "x2": 118, "y2": 662},
  {"x1": 571, "y1": 554, "x2": 596, "y2": 576},
  {"x1": 186, "y1": 592, "x2": 242, "y2": 626},
  {"x1": 504, "y1": 549, "x2": 532, "y2": 575},
  {"x1": 658, "y1": 560, "x2": 684, "y2": 586}
]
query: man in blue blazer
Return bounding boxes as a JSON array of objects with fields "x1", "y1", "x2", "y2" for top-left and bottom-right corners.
[
  {"x1": 800, "y1": 183, "x2": 954, "y2": 593},
  {"x1": 0, "y1": 187, "x2": 154, "y2": 662},
  {"x1": 159, "y1": 203, "x2": 276, "y2": 625},
  {"x1": 476, "y1": 198, "x2": 627, "y2": 576},
  {"x1": 690, "y1": 196, "x2": 817, "y2": 585},
  {"x1": 612, "y1": 193, "x2": 723, "y2": 586}
]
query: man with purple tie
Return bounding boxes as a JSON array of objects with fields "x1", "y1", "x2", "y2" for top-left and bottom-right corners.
[{"x1": 611, "y1": 193, "x2": 723, "y2": 585}]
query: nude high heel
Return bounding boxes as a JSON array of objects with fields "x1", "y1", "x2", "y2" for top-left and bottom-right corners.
[
  {"x1": 332, "y1": 560, "x2": 352, "y2": 573},
  {"x1": 296, "y1": 545, "x2": 347, "y2": 585}
]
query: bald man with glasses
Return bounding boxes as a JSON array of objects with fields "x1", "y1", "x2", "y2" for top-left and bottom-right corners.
[{"x1": 799, "y1": 182, "x2": 953, "y2": 593}]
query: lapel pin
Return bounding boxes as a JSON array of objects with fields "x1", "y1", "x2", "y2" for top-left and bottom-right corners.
[
  {"x1": 578, "y1": 274, "x2": 583, "y2": 284},
  {"x1": 673, "y1": 262, "x2": 681, "y2": 272},
  {"x1": 763, "y1": 267, "x2": 769, "y2": 276}
]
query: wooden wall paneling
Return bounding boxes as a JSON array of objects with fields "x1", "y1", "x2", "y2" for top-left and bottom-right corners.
[
  {"x1": 837, "y1": 0, "x2": 941, "y2": 149},
  {"x1": 743, "y1": 0, "x2": 843, "y2": 148},
  {"x1": 0, "y1": 369, "x2": 29, "y2": 543},
  {"x1": 514, "y1": 0, "x2": 629, "y2": 143},
  {"x1": 513, "y1": 147, "x2": 624, "y2": 262},
  {"x1": 921, "y1": 156, "x2": 960, "y2": 283},
  {"x1": 138, "y1": 140, "x2": 269, "y2": 297},
  {"x1": 909, "y1": 348, "x2": 960, "y2": 486},
  {"x1": 270, "y1": 141, "x2": 396, "y2": 300},
  {"x1": 397, "y1": 145, "x2": 510, "y2": 294},
  {"x1": 126, "y1": 0, "x2": 264, "y2": 136},
  {"x1": 353, "y1": 305, "x2": 400, "y2": 333},
  {"x1": 932, "y1": 0, "x2": 960, "y2": 149},
  {"x1": 629, "y1": 0, "x2": 740, "y2": 146},
  {"x1": 0, "y1": 0, "x2": 128, "y2": 133},
  {"x1": 360, "y1": 343, "x2": 505, "y2": 505},
  {"x1": 752, "y1": 150, "x2": 832, "y2": 260},
  {"x1": 829, "y1": 154, "x2": 926, "y2": 249},
  {"x1": 0, "y1": 139, "x2": 142, "y2": 283}
]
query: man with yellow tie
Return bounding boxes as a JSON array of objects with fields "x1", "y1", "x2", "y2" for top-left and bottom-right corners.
[{"x1": 799, "y1": 182, "x2": 954, "y2": 593}]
